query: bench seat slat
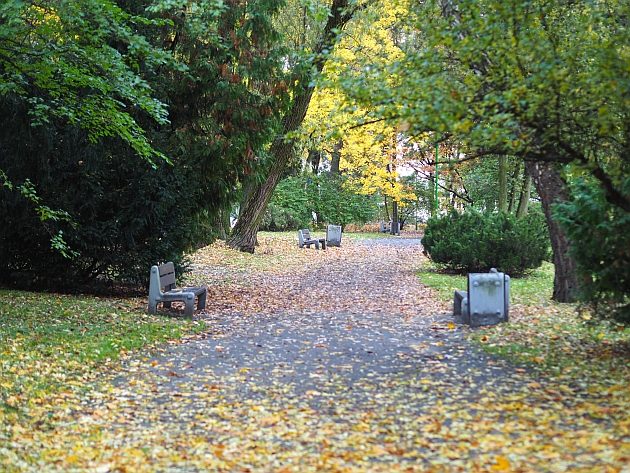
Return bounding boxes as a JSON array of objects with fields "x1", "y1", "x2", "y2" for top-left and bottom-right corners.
[{"x1": 163, "y1": 286, "x2": 207, "y2": 297}]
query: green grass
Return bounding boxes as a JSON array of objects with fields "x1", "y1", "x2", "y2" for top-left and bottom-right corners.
[
  {"x1": 419, "y1": 262, "x2": 629, "y2": 378},
  {"x1": 418, "y1": 261, "x2": 554, "y2": 305},
  {"x1": 342, "y1": 231, "x2": 397, "y2": 239},
  {"x1": 0, "y1": 290, "x2": 206, "y2": 414}
]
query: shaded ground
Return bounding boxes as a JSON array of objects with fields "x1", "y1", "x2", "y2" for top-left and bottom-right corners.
[{"x1": 2, "y1": 235, "x2": 627, "y2": 472}]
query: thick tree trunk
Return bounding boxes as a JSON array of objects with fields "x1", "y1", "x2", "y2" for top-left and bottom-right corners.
[
  {"x1": 525, "y1": 161, "x2": 579, "y2": 302},
  {"x1": 228, "y1": 104, "x2": 306, "y2": 252},
  {"x1": 228, "y1": 0, "x2": 354, "y2": 252},
  {"x1": 516, "y1": 172, "x2": 532, "y2": 218}
]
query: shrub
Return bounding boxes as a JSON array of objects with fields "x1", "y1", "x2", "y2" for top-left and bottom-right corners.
[
  {"x1": 554, "y1": 179, "x2": 630, "y2": 323},
  {"x1": 312, "y1": 175, "x2": 378, "y2": 228},
  {"x1": 0, "y1": 100, "x2": 211, "y2": 289},
  {"x1": 260, "y1": 177, "x2": 312, "y2": 231},
  {"x1": 261, "y1": 203, "x2": 312, "y2": 232},
  {"x1": 261, "y1": 174, "x2": 379, "y2": 231},
  {"x1": 421, "y1": 209, "x2": 550, "y2": 275}
]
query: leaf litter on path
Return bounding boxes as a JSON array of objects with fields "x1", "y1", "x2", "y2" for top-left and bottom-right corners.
[{"x1": 2, "y1": 235, "x2": 628, "y2": 472}]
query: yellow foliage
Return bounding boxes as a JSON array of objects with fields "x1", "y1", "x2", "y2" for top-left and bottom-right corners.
[{"x1": 302, "y1": 0, "x2": 417, "y2": 204}]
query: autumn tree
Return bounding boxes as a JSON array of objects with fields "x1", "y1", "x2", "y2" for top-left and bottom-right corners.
[
  {"x1": 227, "y1": 0, "x2": 360, "y2": 253},
  {"x1": 298, "y1": 0, "x2": 415, "y2": 230},
  {"x1": 338, "y1": 0, "x2": 630, "y2": 302}
]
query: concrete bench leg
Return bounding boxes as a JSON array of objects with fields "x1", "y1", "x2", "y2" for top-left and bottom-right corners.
[
  {"x1": 453, "y1": 290, "x2": 468, "y2": 316},
  {"x1": 148, "y1": 299, "x2": 157, "y2": 315},
  {"x1": 184, "y1": 293, "x2": 195, "y2": 318},
  {"x1": 198, "y1": 290, "x2": 207, "y2": 310}
]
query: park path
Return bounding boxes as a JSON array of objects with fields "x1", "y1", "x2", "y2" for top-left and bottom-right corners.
[{"x1": 78, "y1": 237, "x2": 617, "y2": 472}]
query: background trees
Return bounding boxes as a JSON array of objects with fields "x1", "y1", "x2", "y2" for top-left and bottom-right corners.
[
  {"x1": 336, "y1": 0, "x2": 629, "y2": 305},
  {"x1": 1, "y1": 0, "x2": 626, "y2": 317},
  {"x1": 0, "y1": 0, "x2": 285, "y2": 287},
  {"x1": 227, "y1": 0, "x2": 359, "y2": 253}
]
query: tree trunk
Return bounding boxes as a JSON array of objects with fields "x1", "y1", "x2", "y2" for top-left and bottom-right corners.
[
  {"x1": 227, "y1": 0, "x2": 355, "y2": 252},
  {"x1": 507, "y1": 160, "x2": 521, "y2": 213},
  {"x1": 330, "y1": 139, "x2": 342, "y2": 174},
  {"x1": 308, "y1": 149, "x2": 321, "y2": 174},
  {"x1": 516, "y1": 172, "x2": 532, "y2": 218},
  {"x1": 391, "y1": 200, "x2": 399, "y2": 235},
  {"x1": 228, "y1": 108, "x2": 305, "y2": 252},
  {"x1": 211, "y1": 208, "x2": 230, "y2": 241},
  {"x1": 498, "y1": 155, "x2": 508, "y2": 213},
  {"x1": 525, "y1": 161, "x2": 579, "y2": 302}
]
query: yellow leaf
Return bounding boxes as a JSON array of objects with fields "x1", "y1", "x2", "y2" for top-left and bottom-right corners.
[
  {"x1": 491, "y1": 455, "x2": 511, "y2": 471},
  {"x1": 65, "y1": 454, "x2": 80, "y2": 465}
]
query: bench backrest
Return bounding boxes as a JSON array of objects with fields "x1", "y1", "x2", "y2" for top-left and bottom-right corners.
[
  {"x1": 301, "y1": 229, "x2": 311, "y2": 240},
  {"x1": 149, "y1": 262, "x2": 178, "y2": 302},
  {"x1": 326, "y1": 224, "x2": 342, "y2": 246},
  {"x1": 157, "y1": 262, "x2": 177, "y2": 291},
  {"x1": 467, "y1": 268, "x2": 509, "y2": 321}
]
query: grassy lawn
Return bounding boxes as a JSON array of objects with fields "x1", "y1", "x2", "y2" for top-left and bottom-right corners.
[
  {"x1": 418, "y1": 261, "x2": 629, "y2": 380},
  {"x1": 418, "y1": 261, "x2": 554, "y2": 305},
  {"x1": 0, "y1": 290, "x2": 206, "y2": 418},
  {"x1": 341, "y1": 231, "x2": 397, "y2": 239}
]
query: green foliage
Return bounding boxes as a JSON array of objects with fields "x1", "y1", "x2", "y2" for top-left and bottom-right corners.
[
  {"x1": 554, "y1": 179, "x2": 630, "y2": 323},
  {"x1": 0, "y1": 103, "x2": 200, "y2": 287},
  {"x1": 261, "y1": 174, "x2": 379, "y2": 231},
  {"x1": 0, "y1": 289, "x2": 206, "y2": 416},
  {"x1": 262, "y1": 176, "x2": 313, "y2": 231},
  {"x1": 0, "y1": 0, "x2": 172, "y2": 162},
  {"x1": 312, "y1": 174, "x2": 378, "y2": 228},
  {"x1": 339, "y1": 0, "x2": 630, "y2": 213},
  {"x1": 422, "y1": 209, "x2": 549, "y2": 275},
  {"x1": 460, "y1": 157, "x2": 523, "y2": 212},
  {"x1": 0, "y1": 1, "x2": 287, "y2": 287}
]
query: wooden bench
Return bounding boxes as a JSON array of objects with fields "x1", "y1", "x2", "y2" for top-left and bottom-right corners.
[
  {"x1": 298, "y1": 229, "x2": 326, "y2": 250},
  {"x1": 148, "y1": 262, "x2": 207, "y2": 317}
]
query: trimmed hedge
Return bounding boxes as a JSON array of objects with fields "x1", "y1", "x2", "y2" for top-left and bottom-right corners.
[{"x1": 421, "y1": 209, "x2": 550, "y2": 275}]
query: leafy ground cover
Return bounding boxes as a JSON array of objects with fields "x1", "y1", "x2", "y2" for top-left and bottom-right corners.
[
  {"x1": 0, "y1": 291, "x2": 206, "y2": 423},
  {"x1": 1, "y1": 234, "x2": 628, "y2": 472},
  {"x1": 419, "y1": 259, "x2": 629, "y2": 465}
]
